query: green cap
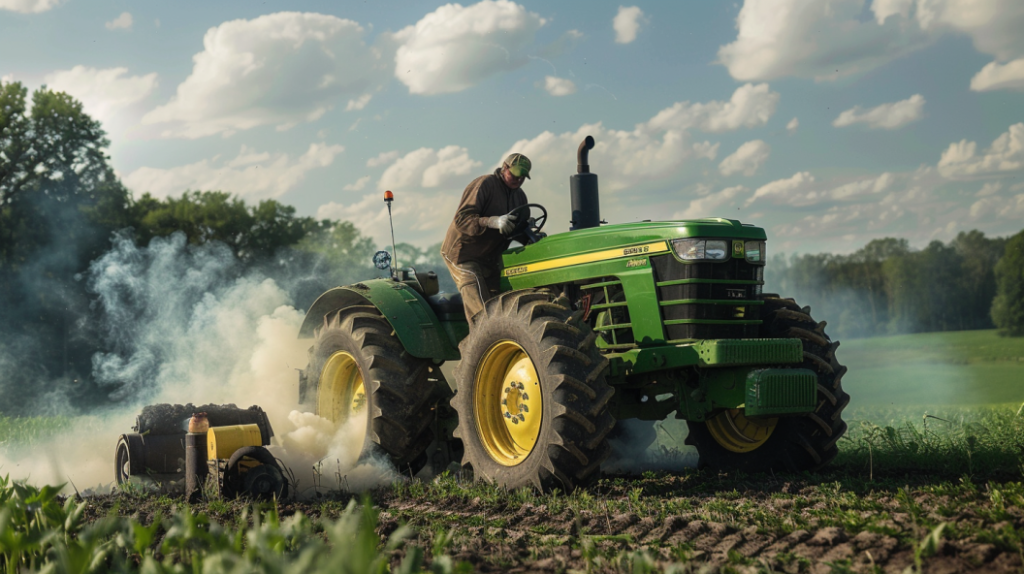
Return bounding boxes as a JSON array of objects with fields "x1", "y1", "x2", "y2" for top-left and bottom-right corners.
[{"x1": 503, "y1": 153, "x2": 532, "y2": 179}]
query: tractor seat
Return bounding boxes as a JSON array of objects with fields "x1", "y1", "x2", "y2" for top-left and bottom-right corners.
[{"x1": 427, "y1": 292, "x2": 465, "y2": 321}]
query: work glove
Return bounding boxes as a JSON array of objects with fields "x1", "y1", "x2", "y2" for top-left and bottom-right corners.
[{"x1": 485, "y1": 212, "x2": 518, "y2": 235}]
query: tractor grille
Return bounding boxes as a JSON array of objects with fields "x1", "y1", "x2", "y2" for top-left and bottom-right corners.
[
  {"x1": 650, "y1": 254, "x2": 764, "y2": 342},
  {"x1": 581, "y1": 277, "x2": 634, "y2": 349}
]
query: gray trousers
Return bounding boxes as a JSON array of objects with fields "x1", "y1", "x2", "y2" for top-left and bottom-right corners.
[{"x1": 443, "y1": 255, "x2": 501, "y2": 323}]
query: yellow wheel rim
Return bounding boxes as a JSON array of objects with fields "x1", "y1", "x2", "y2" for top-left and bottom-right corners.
[
  {"x1": 317, "y1": 352, "x2": 368, "y2": 443},
  {"x1": 474, "y1": 340, "x2": 543, "y2": 466},
  {"x1": 706, "y1": 409, "x2": 778, "y2": 453}
]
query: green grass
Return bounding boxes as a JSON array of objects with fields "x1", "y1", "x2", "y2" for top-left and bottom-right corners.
[
  {"x1": 0, "y1": 415, "x2": 73, "y2": 447},
  {"x1": 839, "y1": 329, "x2": 1024, "y2": 407}
]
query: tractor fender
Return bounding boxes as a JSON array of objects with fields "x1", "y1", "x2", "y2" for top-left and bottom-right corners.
[{"x1": 298, "y1": 279, "x2": 461, "y2": 361}]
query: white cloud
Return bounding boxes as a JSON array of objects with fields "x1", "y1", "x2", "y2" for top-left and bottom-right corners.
[
  {"x1": 970, "y1": 57, "x2": 1024, "y2": 92},
  {"x1": 915, "y1": 0, "x2": 1024, "y2": 62},
  {"x1": 692, "y1": 141, "x2": 720, "y2": 161},
  {"x1": 123, "y1": 143, "x2": 344, "y2": 200},
  {"x1": 977, "y1": 182, "x2": 1003, "y2": 197},
  {"x1": 0, "y1": 0, "x2": 61, "y2": 13},
  {"x1": 674, "y1": 185, "x2": 749, "y2": 219},
  {"x1": 105, "y1": 12, "x2": 132, "y2": 30},
  {"x1": 832, "y1": 94, "x2": 925, "y2": 130},
  {"x1": 44, "y1": 66, "x2": 157, "y2": 125},
  {"x1": 872, "y1": 0, "x2": 915, "y2": 23},
  {"x1": 343, "y1": 175, "x2": 371, "y2": 192},
  {"x1": 718, "y1": 0, "x2": 1024, "y2": 86},
  {"x1": 646, "y1": 83, "x2": 779, "y2": 133},
  {"x1": 613, "y1": 6, "x2": 645, "y2": 44},
  {"x1": 938, "y1": 123, "x2": 1024, "y2": 179},
  {"x1": 748, "y1": 171, "x2": 896, "y2": 207},
  {"x1": 378, "y1": 146, "x2": 482, "y2": 191},
  {"x1": 747, "y1": 171, "x2": 815, "y2": 206},
  {"x1": 719, "y1": 140, "x2": 770, "y2": 176},
  {"x1": 512, "y1": 123, "x2": 691, "y2": 195},
  {"x1": 786, "y1": 117, "x2": 799, "y2": 134},
  {"x1": 544, "y1": 76, "x2": 576, "y2": 96},
  {"x1": 317, "y1": 190, "x2": 460, "y2": 248},
  {"x1": 142, "y1": 12, "x2": 385, "y2": 139},
  {"x1": 367, "y1": 151, "x2": 400, "y2": 168},
  {"x1": 345, "y1": 94, "x2": 373, "y2": 111},
  {"x1": 500, "y1": 85, "x2": 779, "y2": 229},
  {"x1": 718, "y1": 0, "x2": 931, "y2": 81},
  {"x1": 391, "y1": 0, "x2": 546, "y2": 95},
  {"x1": 969, "y1": 193, "x2": 1024, "y2": 220}
]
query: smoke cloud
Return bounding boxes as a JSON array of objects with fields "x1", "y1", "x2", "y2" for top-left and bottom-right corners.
[{"x1": 0, "y1": 232, "x2": 398, "y2": 495}]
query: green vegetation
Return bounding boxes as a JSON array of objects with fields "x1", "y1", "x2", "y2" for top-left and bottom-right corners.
[
  {"x1": 837, "y1": 404, "x2": 1024, "y2": 479},
  {"x1": 0, "y1": 475, "x2": 472, "y2": 573},
  {"x1": 767, "y1": 231, "x2": 1011, "y2": 339},
  {"x1": 992, "y1": 229, "x2": 1024, "y2": 336}
]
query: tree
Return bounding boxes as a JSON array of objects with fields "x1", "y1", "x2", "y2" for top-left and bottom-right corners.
[
  {"x1": 991, "y1": 229, "x2": 1024, "y2": 336},
  {"x1": 0, "y1": 82, "x2": 132, "y2": 412},
  {"x1": 951, "y1": 230, "x2": 1006, "y2": 330},
  {"x1": 295, "y1": 220, "x2": 377, "y2": 286},
  {"x1": 1, "y1": 82, "x2": 129, "y2": 269}
]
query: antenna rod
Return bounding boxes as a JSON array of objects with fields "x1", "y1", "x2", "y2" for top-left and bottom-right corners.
[{"x1": 384, "y1": 190, "x2": 398, "y2": 278}]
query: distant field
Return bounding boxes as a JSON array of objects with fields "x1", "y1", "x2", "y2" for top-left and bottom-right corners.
[{"x1": 838, "y1": 329, "x2": 1024, "y2": 411}]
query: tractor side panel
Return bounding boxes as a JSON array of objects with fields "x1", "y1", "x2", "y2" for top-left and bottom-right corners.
[
  {"x1": 298, "y1": 281, "x2": 461, "y2": 361},
  {"x1": 503, "y1": 246, "x2": 667, "y2": 346}
]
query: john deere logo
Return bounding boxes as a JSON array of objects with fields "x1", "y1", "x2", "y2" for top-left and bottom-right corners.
[{"x1": 732, "y1": 241, "x2": 744, "y2": 257}]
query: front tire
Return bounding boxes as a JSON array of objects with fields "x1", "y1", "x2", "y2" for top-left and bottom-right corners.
[
  {"x1": 303, "y1": 305, "x2": 436, "y2": 474},
  {"x1": 685, "y1": 295, "x2": 850, "y2": 472},
  {"x1": 452, "y1": 290, "x2": 615, "y2": 491}
]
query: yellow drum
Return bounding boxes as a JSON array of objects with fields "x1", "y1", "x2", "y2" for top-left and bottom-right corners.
[{"x1": 207, "y1": 424, "x2": 263, "y2": 460}]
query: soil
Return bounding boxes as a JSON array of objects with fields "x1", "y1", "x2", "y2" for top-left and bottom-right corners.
[{"x1": 81, "y1": 469, "x2": 1024, "y2": 573}]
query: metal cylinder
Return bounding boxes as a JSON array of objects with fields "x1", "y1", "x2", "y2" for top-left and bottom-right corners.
[
  {"x1": 570, "y1": 173, "x2": 601, "y2": 230},
  {"x1": 207, "y1": 424, "x2": 263, "y2": 460},
  {"x1": 570, "y1": 136, "x2": 600, "y2": 230},
  {"x1": 185, "y1": 432, "x2": 208, "y2": 503}
]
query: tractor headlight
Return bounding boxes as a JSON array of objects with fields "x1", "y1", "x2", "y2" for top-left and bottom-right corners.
[
  {"x1": 672, "y1": 239, "x2": 730, "y2": 261},
  {"x1": 744, "y1": 240, "x2": 766, "y2": 264}
]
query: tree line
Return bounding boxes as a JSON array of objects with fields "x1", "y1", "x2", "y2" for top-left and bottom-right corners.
[{"x1": 765, "y1": 230, "x2": 1024, "y2": 339}]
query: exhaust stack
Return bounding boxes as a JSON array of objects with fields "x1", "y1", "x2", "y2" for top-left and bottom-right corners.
[{"x1": 570, "y1": 135, "x2": 601, "y2": 230}]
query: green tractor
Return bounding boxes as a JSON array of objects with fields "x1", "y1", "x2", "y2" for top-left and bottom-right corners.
[{"x1": 298, "y1": 136, "x2": 848, "y2": 491}]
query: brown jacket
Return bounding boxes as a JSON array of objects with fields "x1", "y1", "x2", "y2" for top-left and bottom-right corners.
[{"x1": 441, "y1": 169, "x2": 528, "y2": 266}]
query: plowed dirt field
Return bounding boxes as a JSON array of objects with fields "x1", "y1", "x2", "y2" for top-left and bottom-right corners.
[{"x1": 82, "y1": 468, "x2": 1024, "y2": 573}]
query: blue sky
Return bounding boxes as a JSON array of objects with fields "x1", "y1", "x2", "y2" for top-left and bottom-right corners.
[{"x1": 2, "y1": 0, "x2": 1023, "y2": 254}]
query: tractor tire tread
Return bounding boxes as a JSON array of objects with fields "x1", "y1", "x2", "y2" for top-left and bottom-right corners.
[{"x1": 452, "y1": 289, "x2": 613, "y2": 491}]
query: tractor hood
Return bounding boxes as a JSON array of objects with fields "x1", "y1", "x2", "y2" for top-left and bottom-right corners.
[{"x1": 502, "y1": 218, "x2": 767, "y2": 269}]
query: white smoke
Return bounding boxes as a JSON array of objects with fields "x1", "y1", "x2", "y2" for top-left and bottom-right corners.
[{"x1": 0, "y1": 232, "x2": 398, "y2": 495}]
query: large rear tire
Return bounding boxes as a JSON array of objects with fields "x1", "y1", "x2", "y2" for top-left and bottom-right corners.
[
  {"x1": 303, "y1": 305, "x2": 436, "y2": 475},
  {"x1": 685, "y1": 295, "x2": 850, "y2": 472},
  {"x1": 452, "y1": 290, "x2": 614, "y2": 491}
]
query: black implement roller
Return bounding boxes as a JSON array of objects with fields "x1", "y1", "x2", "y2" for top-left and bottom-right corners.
[{"x1": 115, "y1": 403, "x2": 274, "y2": 488}]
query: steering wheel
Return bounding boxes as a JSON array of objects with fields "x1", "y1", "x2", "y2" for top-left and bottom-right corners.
[{"x1": 506, "y1": 203, "x2": 547, "y2": 244}]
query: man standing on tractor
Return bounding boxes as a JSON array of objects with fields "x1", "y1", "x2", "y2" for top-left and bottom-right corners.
[{"x1": 441, "y1": 153, "x2": 532, "y2": 323}]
